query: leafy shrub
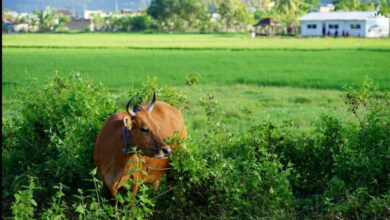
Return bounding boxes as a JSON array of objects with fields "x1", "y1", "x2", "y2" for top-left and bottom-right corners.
[
  {"x1": 128, "y1": 76, "x2": 190, "y2": 110},
  {"x1": 185, "y1": 74, "x2": 201, "y2": 86},
  {"x1": 11, "y1": 177, "x2": 38, "y2": 219},
  {"x1": 3, "y1": 75, "x2": 389, "y2": 219},
  {"x1": 2, "y1": 73, "x2": 117, "y2": 215},
  {"x1": 40, "y1": 183, "x2": 68, "y2": 219},
  {"x1": 152, "y1": 92, "x2": 293, "y2": 219},
  {"x1": 130, "y1": 14, "x2": 154, "y2": 31},
  {"x1": 259, "y1": 78, "x2": 390, "y2": 218}
]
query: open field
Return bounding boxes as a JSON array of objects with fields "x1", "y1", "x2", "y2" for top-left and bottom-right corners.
[
  {"x1": 2, "y1": 33, "x2": 389, "y2": 219},
  {"x1": 3, "y1": 33, "x2": 390, "y2": 50},
  {"x1": 3, "y1": 33, "x2": 390, "y2": 129},
  {"x1": 3, "y1": 48, "x2": 390, "y2": 90}
]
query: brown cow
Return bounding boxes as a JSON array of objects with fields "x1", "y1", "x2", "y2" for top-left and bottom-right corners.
[{"x1": 93, "y1": 93, "x2": 186, "y2": 206}]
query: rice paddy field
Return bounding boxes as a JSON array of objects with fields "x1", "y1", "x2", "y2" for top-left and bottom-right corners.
[
  {"x1": 3, "y1": 33, "x2": 390, "y2": 131},
  {"x1": 3, "y1": 33, "x2": 390, "y2": 219}
]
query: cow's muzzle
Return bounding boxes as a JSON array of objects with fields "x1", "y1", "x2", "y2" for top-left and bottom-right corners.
[{"x1": 154, "y1": 146, "x2": 171, "y2": 159}]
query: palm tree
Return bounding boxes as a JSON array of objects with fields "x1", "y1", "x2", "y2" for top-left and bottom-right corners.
[
  {"x1": 32, "y1": 7, "x2": 70, "y2": 32},
  {"x1": 33, "y1": 7, "x2": 57, "y2": 32},
  {"x1": 274, "y1": 0, "x2": 299, "y2": 13},
  {"x1": 273, "y1": 0, "x2": 302, "y2": 33}
]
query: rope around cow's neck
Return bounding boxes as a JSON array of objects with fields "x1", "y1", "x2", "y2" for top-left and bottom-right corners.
[{"x1": 122, "y1": 127, "x2": 165, "y2": 154}]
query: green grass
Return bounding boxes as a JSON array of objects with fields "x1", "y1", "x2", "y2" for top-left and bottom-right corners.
[
  {"x1": 2, "y1": 33, "x2": 389, "y2": 132},
  {"x1": 3, "y1": 48, "x2": 390, "y2": 91},
  {"x1": 172, "y1": 84, "x2": 348, "y2": 133},
  {"x1": 3, "y1": 33, "x2": 390, "y2": 50}
]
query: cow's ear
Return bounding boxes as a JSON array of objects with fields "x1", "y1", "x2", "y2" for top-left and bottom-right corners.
[{"x1": 123, "y1": 116, "x2": 132, "y2": 129}]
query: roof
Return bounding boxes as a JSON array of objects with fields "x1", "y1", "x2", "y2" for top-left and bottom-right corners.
[
  {"x1": 254, "y1": 18, "x2": 279, "y2": 26},
  {"x1": 55, "y1": 9, "x2": 73, "y2": 17},
  {"x1": 299, "y1": 11, "x2": 385, "y2": 21}
]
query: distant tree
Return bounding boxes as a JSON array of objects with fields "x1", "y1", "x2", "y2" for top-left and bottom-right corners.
[
  {"x1": 362, "y1": 0, "x2": 390, "y2": 16},
  {"x1": 212, "y1": 0, "x2": 254, "y2": 32},
  {"x1": 147, "y1": 0, "x2": 208, "y2": 31},
  {"x1": 379, "y1": 3, "x2": 390, "y2": 16},
  {"x1": 130, "y1": 14, "x2": 153, "y2": 31},
  {"x1": 90, "y1": 13, "x2": 105, "y2": 31},
  {"x1": 273, "y1": 0, "x2": 303, "y2": 32},
  {"x1": 251, "y1": 0, "x2": 276, "y2": 21},
  {"x1": 274, "y1": 0, "x2": 300, "y2": 13},
  {"x1": 56, "y1": 11, "x2": 71, "y2": 31},
  {"x1": 269, "y1": 0, "x2": 318, "y2": 33},
  {"x1": 301, "y1": 0, "x2": 320, "y2": 12},
  {"x1": 33, "y1": 7, "x2": 71, "y2": 32},
  {"x1": 121, "y1": 16, "x2": 134, "y2": 31},
  {"x1": 334, "y1": 0, "x2": 362, "y2": 10}
]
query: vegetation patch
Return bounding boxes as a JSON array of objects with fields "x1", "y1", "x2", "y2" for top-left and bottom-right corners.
[{"x1": 2, "y1": 74, "x2": 389, "y2": 219}]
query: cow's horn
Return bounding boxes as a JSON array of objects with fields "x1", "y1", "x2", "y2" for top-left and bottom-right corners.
[
  {"x1": 147, "y1": 92, "x2": 156, "y2": 112},
  {"x1": 126, "y1": 96, "x2": 136, "y2": 117}
]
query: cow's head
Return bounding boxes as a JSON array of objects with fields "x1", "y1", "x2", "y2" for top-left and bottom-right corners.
[{"x1": 123, "y1": 93, "x2": 171, "y2": 158}]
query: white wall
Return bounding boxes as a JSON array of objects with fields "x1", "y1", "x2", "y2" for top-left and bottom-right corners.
[
  {"x1": 301, "y1": 19, "x2": 389, "y2": 37},
  {"x1": 323, "y1": 20, "x2": 344, "y2": 36},
  {"x1": 301, "y1": 21, "x2": 323, "y2": 36},
  {"x1": 343, "y1": 20, "x2": 366, "y2": 37},
  {"x1": 366, "y1": 18, "x2": 389, "y2": 37}
]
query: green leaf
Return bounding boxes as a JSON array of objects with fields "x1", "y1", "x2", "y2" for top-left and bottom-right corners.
[{"x1": 75, "y1": 204, "x2": 85, "y2": 214}]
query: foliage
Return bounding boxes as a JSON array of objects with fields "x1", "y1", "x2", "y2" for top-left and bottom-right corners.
[
  {"x1": 40, "y1": 183, "x2": 68, "y2": 219},
  {"x1": 90, "y1": 13, "x2": 155, "y2": 32},
  {"x1": 261, "y1": 78, "x2": 390, "y2": 218},
  {"x1": 2, "y1": 75, "x2": 389, "y2": 219},
  {"x1": 11, "y1": 177, "x2": 38, "y2": 219},
  {"x1": 147, "y1": 0, "x2": 209, "y2": 31},
  {"x1": 131, "y1": 14, "x2": 154, "y2": 31},
  {"x1": 128, "y1": 76, "x2": 190, "y2": 110},
  {"x1": 273, "y1": 0, "x2": 308, "y2": 28},
  {"x1": 333, "y1": 0, "x2": 390, "y2": 13},
  {"x1": 334, "y1": 0, "x2": 376, "y2": 11},
  {"x1": 32, "y1": 7, "x2": 71, "y2": 32},
  {"x1": 152, "y1": 92, "x2": 293, "y2": 218},
  {"x1": 211, "y1": 0, "x2": 255, "y2": 32},
  {"x1": 185, "y1": 74, "x2": 201, "y2": 86},
  {"x1": 2, "y1": 73, "x2": 117, "y2": 215}
]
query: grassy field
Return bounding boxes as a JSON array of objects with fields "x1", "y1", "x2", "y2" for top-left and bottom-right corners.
[
  {"x1": 3, "y1": 33, "x2": 390, "y2": 50},
  {"x1": 3, "y1": 48, "x2": 390, "y2": 90},
  {"x1": 2, "y1": 33, "x2": 390, "y2": 130},
  {"x1": 3, "y1": 33, "x2": 390, "y2": 219}
]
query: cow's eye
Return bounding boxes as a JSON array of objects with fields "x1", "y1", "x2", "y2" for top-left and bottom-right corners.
[{"x1": 141, "y1": 127, "x2": 149, "y2": 133}]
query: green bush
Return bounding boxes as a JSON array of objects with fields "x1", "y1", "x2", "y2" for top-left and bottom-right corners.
[
  {"x1": 152, "y1": 92, "x2": 293, "y2": 219},
  {"x1": 11, "y1": 177, "x2": 38, "y2": 219},
  {"x1": 258, "y1": 78, "x2": 390, "y2": 218},
  {"x1": 185, "y1": 74, "x2": 201, "y2": 86},
  {"x1": 130, "y1": 14, "x2": 154, "y2": 31},
  {"x1": 2, "y1": 73, "x2": 117, "y2": 215},
  {"x1": 128, "y1": 76, "x2": 190, "y2": 110},
  {"x1": 3, "y1": 75, "x2": 389, "y2": 219}
]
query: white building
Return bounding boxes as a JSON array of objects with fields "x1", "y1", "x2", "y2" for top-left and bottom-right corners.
[
  {"x1": 299, "y1": 11, "x2": 389, "y2": 37},
  {"x1": 84, "y1": 10, "x2": 107, "y2": 19}
]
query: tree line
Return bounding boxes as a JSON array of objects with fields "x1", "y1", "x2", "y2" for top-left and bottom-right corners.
[{"x1": 3, "y1": 0, "x2": 390, "y2": 33}]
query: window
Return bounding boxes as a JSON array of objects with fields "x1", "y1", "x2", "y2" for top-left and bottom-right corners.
[
  {"x1": 350, "y1": 24, "x2": 361, "y2": 29},
  {"x1": 328, "y1": 24, "x2": 339, "y2": 29},
  {"x1": 307, "y1": 24, "x2": 317, "y2": 29}
]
